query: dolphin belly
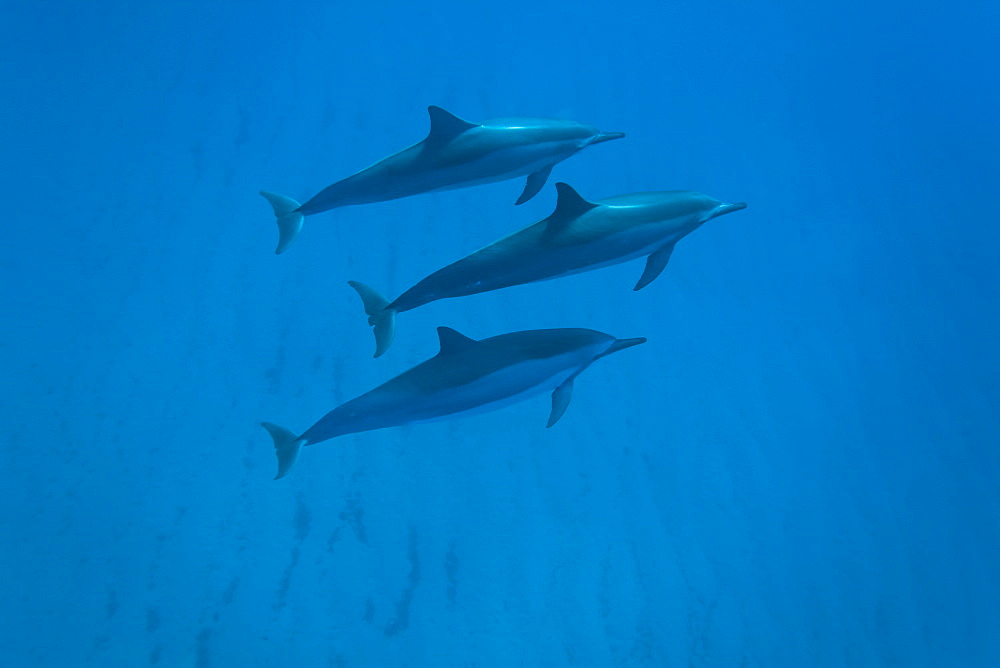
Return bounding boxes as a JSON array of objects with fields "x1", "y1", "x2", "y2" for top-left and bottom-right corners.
[
  {"x1": 308, "y1": 149, "x2": 561, "y2": 210},
  {"x1": 424, "y1": 142, "x2": 579, "y2": 193},
  {"x1": 408, "y1": 360, "x2": 579, "y2": 425},
  {"x1": 304, "y1": 352, "x2": 586, "y2": 443},
  {"x1": 540, "y1": 234, "x2": 672, "y2": 281},
  {"x1": 437, "y1": 227, "x2": 673, "y2": 298},
  {"x1": 299, "y1": 138, "x2": 584, "y2": 213}
]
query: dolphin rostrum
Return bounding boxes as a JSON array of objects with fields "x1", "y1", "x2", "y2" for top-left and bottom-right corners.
[
  {"x1": 259, "y1": 106, "x2": 624, "y2": 254},
  {"x1": 350, "y1": 183, "x2": 747, "y2": 357},
  {"x1": 261, "y1": 327, "x2": 645, "y2": 479}
]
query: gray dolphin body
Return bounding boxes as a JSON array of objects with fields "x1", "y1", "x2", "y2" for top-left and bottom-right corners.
[
  {"x1": 350, "y1": 184, "x2": 747, "y2": 357},
  {"x1": 261, "y1": 326, "x2": 645, "y2": 479},
  {"x1": 260, "y1": 106, "x2": 625, "y2": 254}
]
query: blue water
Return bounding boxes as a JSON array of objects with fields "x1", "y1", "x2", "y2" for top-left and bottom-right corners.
[{"x1": 3, "y1": 2, "x2": 998, "y2": 665}]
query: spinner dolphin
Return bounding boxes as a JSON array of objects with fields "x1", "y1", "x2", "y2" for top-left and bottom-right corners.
[
  {"x1": 260, "y1": 106, "x2": 624, "y2": 253},
  {"x1": 261, "y1": 326, "x2": 645, "y2": 479},
  {"x1": 350, "y1": 183, "x2": 746, "y2": 356}
]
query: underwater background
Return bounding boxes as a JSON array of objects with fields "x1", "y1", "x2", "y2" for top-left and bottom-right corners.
[{"x1": 2, "y1": 1, "x2": 998, "y2": 665}]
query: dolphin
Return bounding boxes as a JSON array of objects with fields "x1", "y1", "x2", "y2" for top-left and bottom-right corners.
[
  {"x1": 349, "y1": 183, "x2": 747, "y2": 357},
  {"x1": 259, "y1": 106, "x2": 625, "y2": 253},
  {"x1": 261, "y1": 326, "x2": 645, "y2": 479}
]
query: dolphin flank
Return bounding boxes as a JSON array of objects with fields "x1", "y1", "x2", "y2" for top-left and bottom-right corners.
[
  {"x1": 261, "y1": 326, "x2": 645, "y2": 479},
  {"x1": 260, "y1": 106, "x2": 625, "y2": 254},
  {"x1": 350, "y1": 183, "x2": 747, "y2": 357}
]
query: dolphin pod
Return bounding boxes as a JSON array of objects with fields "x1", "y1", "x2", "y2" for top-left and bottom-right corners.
[
  {"x1": 262, "y1": 327, "x2": 645, "y2": 479},
  {"x1": 348, "y1": 182, "x2": 747, "y2": 357},
  {"x1": 260, "y1": 106, "x2": 746, "y2": 478},
  {"x1": 260, "y1": 106, "x2": 625, "y2": 254}
]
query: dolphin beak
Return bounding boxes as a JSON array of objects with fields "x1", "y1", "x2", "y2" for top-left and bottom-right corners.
[
  {"x1": 712, "y1": 202, "x2": 748, "y2": 218},
  {"x1": 604, "y1": 337, "x2": 647, "y2": 356},
  {"x1": 591, "y1": 131, "x2": 626, "y2": 145}
]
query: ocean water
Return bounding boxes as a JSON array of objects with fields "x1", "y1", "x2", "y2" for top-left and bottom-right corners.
[{"x1": 2, "y1": 1, "x2": 998, "y2": 665}]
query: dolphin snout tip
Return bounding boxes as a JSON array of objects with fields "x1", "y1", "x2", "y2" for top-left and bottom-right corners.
[
  {"x1": 592, "y1": 131, "x2": 626, "y2": 144},
  {"x1": 715, "y1": 202, "x2": 748, "y2": 217},
  {"x1": 609, "y1": 337, "x2": 647, "y2": 354}
]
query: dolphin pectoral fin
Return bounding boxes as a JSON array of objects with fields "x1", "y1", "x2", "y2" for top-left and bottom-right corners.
[
  {"x1": 260, "y1": 191, "x2": 305, "y2": 255},
  {"x1": 261, "y1": 422, "x2": 305, "y2": 480},
  {"x1": 515, "y1": 166, "x2": 552, "y2": 205},
  {"x1": 348, "y1": 281, "x2": 397, "y2": 358},
  {"x1": 426, "y1": 106, "x2": 479, "y2": 144},
  {"x1": 546, "y1": 378, "x2": 575, "y2": 428},
  {"x1": 634, "y1": 243, "x2": 676, "y2": 291}
]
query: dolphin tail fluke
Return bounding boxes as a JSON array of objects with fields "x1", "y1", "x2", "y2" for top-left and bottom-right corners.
[
  {"x1": 261, "y1": 422, "x2": 305, "y2": 480},
  {"x1": 348, "y1": 281, "x2": 397, "y2": 358},
  {"x1": 260, "y1": 191, "x2": 305, "y2": 254}
]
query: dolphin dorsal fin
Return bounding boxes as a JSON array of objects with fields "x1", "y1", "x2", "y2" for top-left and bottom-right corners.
[
  {"x1": 436, "y1": 326, "x2": 477, "y2": 354},
  {"x1": 426, "y1": 106, "x2": 478, "y2": 144},
  {"x1": 550, "y1": 183, "x2": 599, "y2": 224}
]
